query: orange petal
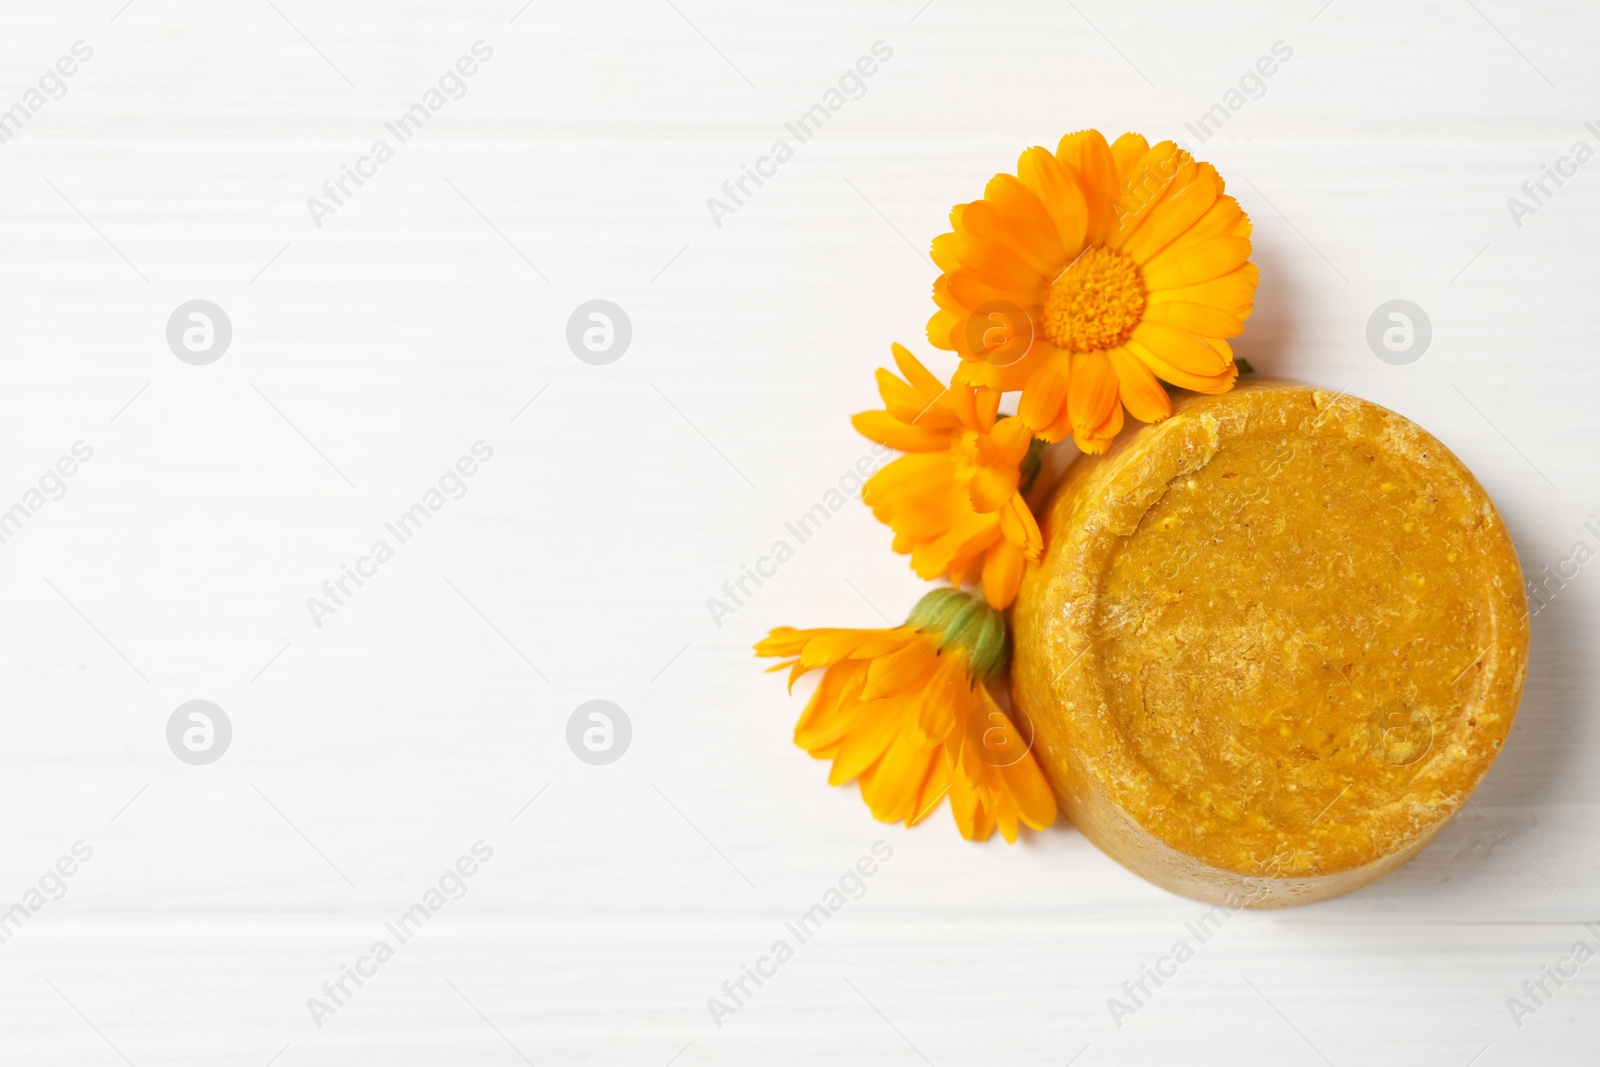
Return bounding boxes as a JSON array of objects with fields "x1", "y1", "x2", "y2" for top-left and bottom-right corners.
[
  {"x1": 986, "y1": 414, "x2": 1034, "y2": 465},
  {"x1": 973, "y1": 386, "x2": 1002, "y2": 431},
  {"x1": 753, "y1": 626, "x2": 808, "y2": 660},
  {"x1": 946, "y1": 770, "x2": 993, "y2": 841},
  {"x1": 997, "y1": 493, "x2": 1043, "y2": 559},
  {"x1": 911, "y1": 660, "x2": 970, "y2": 747},
  {"x1": 956, "y1": 202, "x2": 1052, "y2": 288},
  {"x1": 1107, "y1": 345, "x2": 1172, "y2": 424},
  {"x1": 926, "y1": 308, "x2": 961, "y2": 352},
  {"x1": 874, "y1": 367, "x2": 931, "y2": 423},
  {"x1": 984, "y1": 173, "x2": 1066, "y2": 273},
  {"x1": 1016, "y1": 349, "x2": 1071, "y2": 433},
  {"x1": 1110, "y1": 132, "x2": 1151, "y2": 180},
  {"x1": 906, "y1": 755, "x2": 952, "y2": 826},
  {"x1": 1127, "y1": 338, "x2": 1238, "y2": 394},
  {"x1": 1120, "y1": 163, "x2": 1220, "y2": 264},
  {"x1": 951, "y1": 336, "x2": 1050, "y2": 394},
  {"x1": 1108, "y1": 142, "x2": 1188, "y2": 249},
  {"x1": 1141, "y1": 299, "x2": 1243, "y2": 339},
  {"x1": 1056, "y1": 129, "x2": 1118, "y2": 246},
  {"x1": 1034, "y1": 399, "x2": 1074, "y2": 444},
  {"x1": 945, "y1": 384, "x2": 980, "y2": 430},
  {"x1": 1066, "y1": 350, "x2": 1119, "y2": 441},
  {"x1": 944, "y1": 697, "x2": 1052, "y2": 843},
  {"x1": 981, "y1": 540, "x2": 1025, "y2": 609},
  {"x1": 797, "y1": 628, "x2": 911, "y2": 670},
  {"x1": 858, "y1": 730, "x2": 944, "y2": 823},
  {"x1": 861, "y1": 639, "x2": 934, "y2": 701},
  {"x1": 969, "y1": 463, "x2": 1020, "y2": 514},
  {"x1": 911, "y1": 512, "x2": 1002, "y2": 580},
  {"x1": 756, "y1": 627, "x2": 902, "y2": 671},
  {"x1": 1074, "y1": 396, "x2": 1123, "y2": 454},
  {"x1": 945, "y1": 267, "x2": 1041, "y2": 310},
  {"x1": 828, "y1": 696, "x2": 906, "y2": 784},
  {"x1": 1164, "y1": 194, "x2": 1245, "y2": 251},
  {"x1": 890, "y1": 342, "x2": 946, "y2": 398},
  {"x1": 794, "y1": 659, "x2": 868, "y2": 752},
  {"x1": 1146, "y1": 262, "x2": 1259, "y2": 319},
  {"x1": 946, "y1": 300, "x2": 1045, "y2": 366},
  {"x1": 1016, "y1": 146, "x2": 1088, "y2": 258},
  {"x1": 997, "y1": 747, "x2": 1058, "y2": 831},
  {"x1": 1130, "y1": 321, "x2": 1229, "y2": 376},
  {"x1": 851, "y1": 410, "x2": 952, "y2": 453},
  {"x1": 1142, "y1": 236, "x2": 1253, "y2": 291}
]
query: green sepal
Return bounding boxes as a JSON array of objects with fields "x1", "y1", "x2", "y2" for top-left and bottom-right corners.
[{"x1": 905, "y1": 586, "x2": 1008, "y2": 682}]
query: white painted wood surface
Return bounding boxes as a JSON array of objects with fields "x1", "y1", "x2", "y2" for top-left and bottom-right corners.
[{"x1": 0, "y1": 0, "x2": 1597, "y2": 1063}]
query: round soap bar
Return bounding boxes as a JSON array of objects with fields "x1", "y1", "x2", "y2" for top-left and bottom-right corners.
[{"x1": 1013, "y1": 381, "x2": 1528, "y2": 907}]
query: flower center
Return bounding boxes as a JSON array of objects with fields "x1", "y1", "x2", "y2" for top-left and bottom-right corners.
[{"x1": 1040, "y1": 247, "x2": 1146, "y2": 352}]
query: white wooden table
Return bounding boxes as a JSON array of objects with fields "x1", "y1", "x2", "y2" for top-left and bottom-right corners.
[{"x1": 0, "y1": 1, "x2": 1596, "y2": 1063}]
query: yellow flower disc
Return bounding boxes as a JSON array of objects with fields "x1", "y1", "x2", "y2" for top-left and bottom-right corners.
[{"x1": 1040, "y1": 247, "x2": 1146, "y2": 352}]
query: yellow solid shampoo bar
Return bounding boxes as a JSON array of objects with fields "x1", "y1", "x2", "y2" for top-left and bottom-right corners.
[{"x1": 1013, "y1": 381, "x2": 1528, "y2": 907}]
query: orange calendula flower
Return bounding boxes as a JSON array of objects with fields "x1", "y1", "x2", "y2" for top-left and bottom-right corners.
[
  {"x1": 926, "y1": 129, "x2": 1258, "y2": 453},
  {"x1": 851, "y1": 344, "x2": 1044, "y2": 610},
  {"x1": 755, "y1": 588, "x2": 1056, "y2": 842}
]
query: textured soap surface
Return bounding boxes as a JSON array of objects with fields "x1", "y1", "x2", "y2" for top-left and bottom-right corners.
[{"x1": 1013, "y1": 381, "x2": 1529, "y2": 907}]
